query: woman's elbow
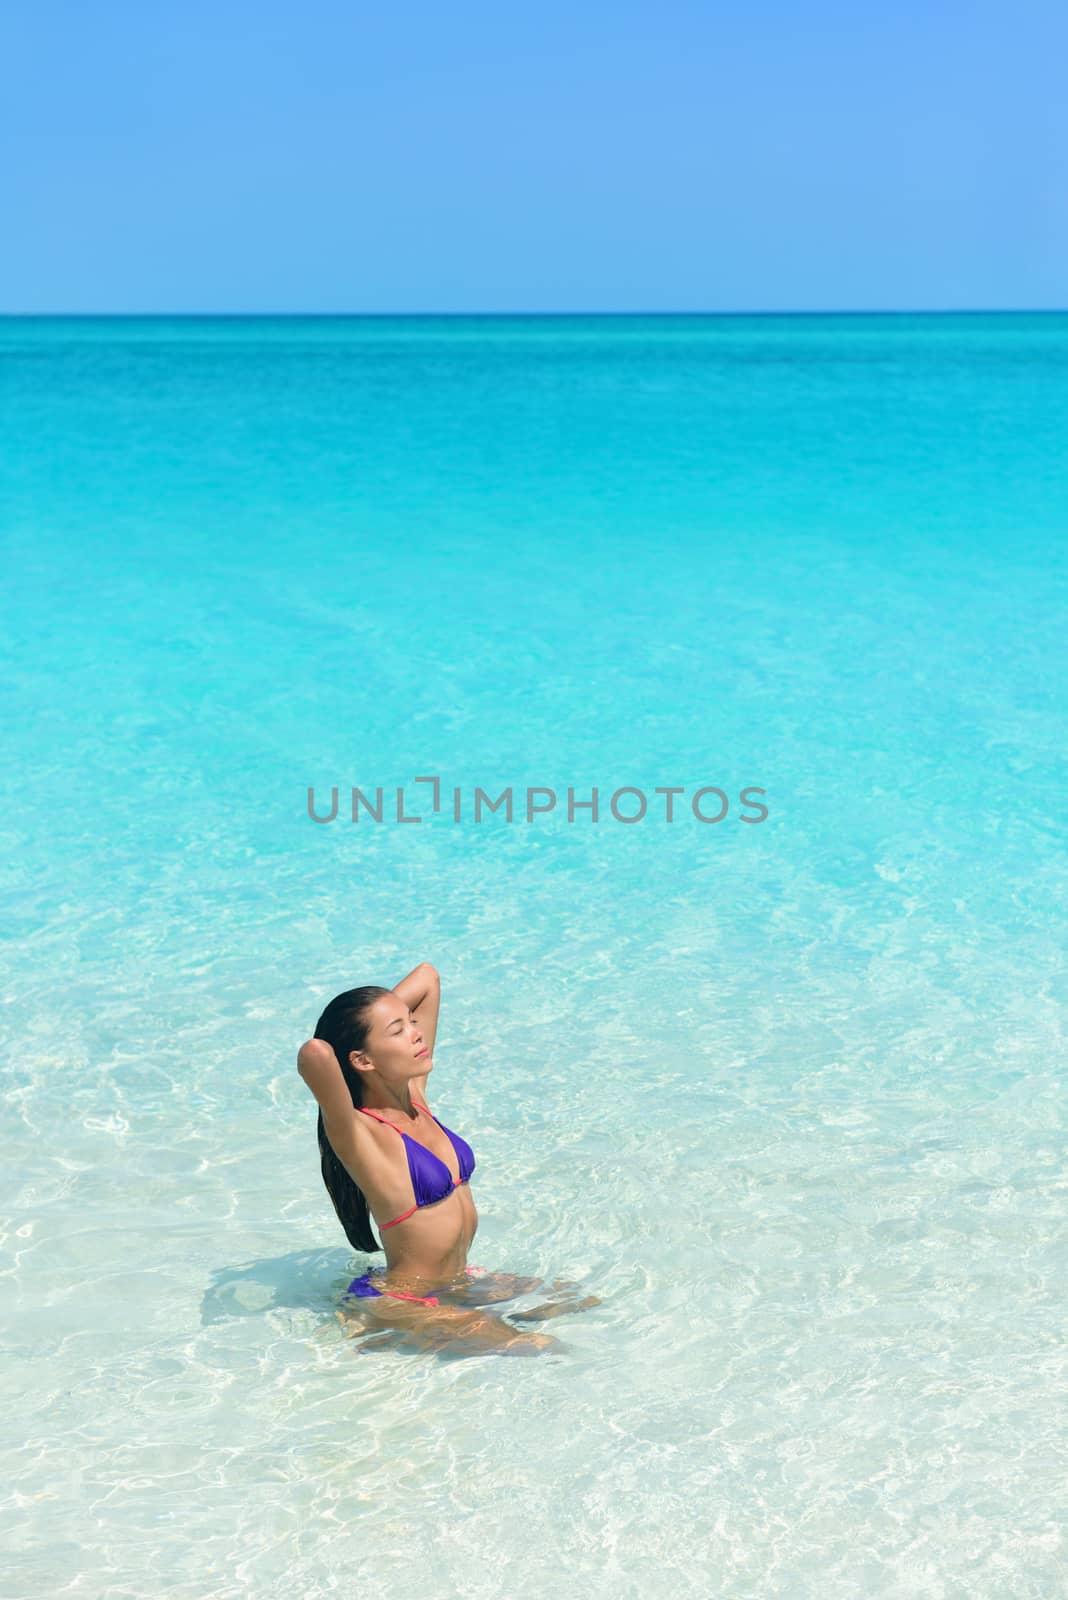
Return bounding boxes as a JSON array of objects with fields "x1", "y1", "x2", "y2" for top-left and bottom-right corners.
[{"x1": 297, "y1": 1038, "x2": 337, "y2": 1081}]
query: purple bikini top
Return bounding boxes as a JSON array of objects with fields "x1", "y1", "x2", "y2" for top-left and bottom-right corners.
[{"x1": 356, "y1": 1102, "x2": 476, "y2": 1229}]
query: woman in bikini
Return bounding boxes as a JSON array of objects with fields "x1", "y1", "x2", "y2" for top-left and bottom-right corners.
[{"x1": 297, "y1": 961, "x2": 598, "y2": 1355}]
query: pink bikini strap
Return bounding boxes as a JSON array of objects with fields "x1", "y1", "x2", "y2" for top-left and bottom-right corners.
[
  {"x1": 356, "y1": 1106, "x2": 397, "y2": 1132},
  {"x1": 356, "y1": 1105, "x2": 427, "y2": 1132}
]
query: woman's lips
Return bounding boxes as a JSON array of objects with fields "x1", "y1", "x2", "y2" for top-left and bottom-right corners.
[{"x1": 416, "y1": 1048, "x2": 429, "y2": 1058}]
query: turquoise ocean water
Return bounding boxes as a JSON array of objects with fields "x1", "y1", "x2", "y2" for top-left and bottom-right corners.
[{"x1": 2, "y1": 313, "x2": 1066, "y2": 1597}]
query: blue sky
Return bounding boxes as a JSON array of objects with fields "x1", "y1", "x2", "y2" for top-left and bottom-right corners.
[{"x1": 1, "y1": 0, "x2": 1065, "y2": 313}]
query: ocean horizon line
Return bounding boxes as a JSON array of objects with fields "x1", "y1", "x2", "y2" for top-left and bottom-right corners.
[{"x1": 1, "y1": 305, "x2": 1065, "y2": 321}]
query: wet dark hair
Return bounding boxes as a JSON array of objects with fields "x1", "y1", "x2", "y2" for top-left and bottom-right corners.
[{"x1": 313, "y1": 985, "x2": 392, "y2": 1253}]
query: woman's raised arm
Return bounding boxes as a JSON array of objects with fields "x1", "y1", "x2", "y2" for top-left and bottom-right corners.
[
  {"x1": 392, "y1": 962, "x2": 441, "y2": 1058},
  {"x1": 297, "y1": 1039, "x2": 359, "y2": 1165}
]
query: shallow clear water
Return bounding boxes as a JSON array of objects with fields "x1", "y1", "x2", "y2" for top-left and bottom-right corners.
[{"x1": 2, "y1": 313, "x2": 1066, "y2": 1597}]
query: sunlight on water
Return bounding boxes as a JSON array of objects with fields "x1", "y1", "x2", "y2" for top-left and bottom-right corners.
[{"x1": 2, "y1": 313, "x2": 1067, "y2": 1597}]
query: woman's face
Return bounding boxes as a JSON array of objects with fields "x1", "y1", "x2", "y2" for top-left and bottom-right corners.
[{"x1": 352, "y1": 993, "x2": 429, "y2": 1080}]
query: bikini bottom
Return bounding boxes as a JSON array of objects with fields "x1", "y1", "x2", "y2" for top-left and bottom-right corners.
[{"x1": 346, "y1": 1264, "x2": 487, "y2": 1307}]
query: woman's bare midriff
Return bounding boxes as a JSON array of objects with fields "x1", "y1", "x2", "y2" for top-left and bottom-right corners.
[{"x1": 374, "y1": 1182, "x2": 479, "y2": 1294}]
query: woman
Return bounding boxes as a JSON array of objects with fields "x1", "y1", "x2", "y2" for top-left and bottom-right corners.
[{"x1": 298, "y1": 961, "x2": 598, "y2": 1355}]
